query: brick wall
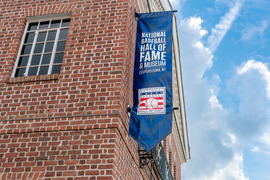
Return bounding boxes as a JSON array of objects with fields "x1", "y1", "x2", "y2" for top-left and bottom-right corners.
[
  {"x1": 167, "y1": 134, "x2": 182, "y2": 179},
  {"x1": 0, "y1": 0, "x2": 145, "y2": 179},
  {"x1": 0, "y1": 0, "x2": 136, "y2": 120}
]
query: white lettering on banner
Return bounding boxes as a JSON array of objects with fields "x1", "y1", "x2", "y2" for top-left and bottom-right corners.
[
  {"x1": 142, "y1": 31, "x2": 166, "y2": 38},
  {"x1": 144, "y1": 61, "x2": 166, "y2": 68},
  {"x1": 139, "y1": 31, "x2": 167, "y2": 74}
]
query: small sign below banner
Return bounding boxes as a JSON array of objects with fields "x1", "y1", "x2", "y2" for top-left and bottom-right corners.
[
  {"x1": 129, "y1": 11, "x2": 174, "y2": 152},
  {"x1": 138, "y1": 87, "x2": 166, "y2": 115}
]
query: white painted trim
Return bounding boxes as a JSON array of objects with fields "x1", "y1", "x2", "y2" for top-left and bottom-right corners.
[
  {"x1": 48, "y1": 28, "x2": 60, "y2": 74},
  {"x1": 159, "y1": 0, "x2": 173, "y2": 11},
  {"x1": 25, "y1": 29, "x2": 38, "y2": 76},
  {"x1": 12, "y1": 23, "x2": 29, "y2": 77},
  {"x1": 149, "y1": 0, "x2": 159, "y2": 12},
  {"x1": 172, "y1": 15, "x2": 191, "y2": 161}
]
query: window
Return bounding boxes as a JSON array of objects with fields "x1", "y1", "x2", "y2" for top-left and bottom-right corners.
[{"x1": 13, "y1": 16, "x2": 70, "y2": 77}]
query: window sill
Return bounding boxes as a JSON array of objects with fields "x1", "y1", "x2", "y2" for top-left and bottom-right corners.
[{"x1": 8, "y1": 74, "x2": 59, "y2": 83}]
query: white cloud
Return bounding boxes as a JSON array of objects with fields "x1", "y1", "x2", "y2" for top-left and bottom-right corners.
[
  {"x1": 180, "y1": 17, "x2": 213, "y2": 79},
  {"x1": 204, "y1": 154, "x2": 249, "y2": 180},
  {"x1": 222, "y1": 132, "x2": 237, "y2": 147},
  {"x1": 260, "y1": 132, "x2": 270, "y2": 147},
  {"x1": 237, "y1": 60, "x2": 270, "y2": 99},
  {"x1": 178, "y1": 4, "x2": 264, "y2": 180},
  {"x1": 251, "y1": 146, "x2": 260, "y2": 152},
  {"x1": 259, "y1": 127, "x2": 270, "y2": 153},
  {"x1": 176, "y1": 1, "x2": 270, "y2": 179},
  {"x1": 228, "y1": 133, "x2": 237, "y2": 144},
  {"x1": 249, "y1": 127, "x2": 270, "y2": 155},
  {"x1": 225, "y1": 59, "x2": 270, "y2": 142},
  {"x1": 177, "y1": 0, "x2": 270, "y2": 179},
  {"x1": 241, "y1": 19, "x2": 270, "y2": 41},
  {"x1": 188, "y1": 17, "x2": 208, "y2": 37},
  {"x1": 209, "y1": 95, "x2": 223, "y2": 109},
  {"x1": 208, "y1": 0, "x2": 245, "y2": 52},
  {"x1": 179, "y1": 16, "x2": 239, "y2": 180}
]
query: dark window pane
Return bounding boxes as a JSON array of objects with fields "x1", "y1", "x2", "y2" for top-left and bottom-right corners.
[
  {"x1": 50, "y1": 20, "x2": 60, "y2": 28},
  {"x1": 52, "y1": 65, "x2": 61, "y2": 74},
  {"x1": 34, "y1": 43, "x2": 44, "y2": 53},
  {"x1": 31, "y1": 55, "x2": 41, "y2": 65},
  {"x1": 56, "y1": 41, "x2": 66, "y2": 51},
  {"x1": 37, "y1": 31, "x2": 47, "y2": 42},
  {"x1": 28, "y1": 22, "x2": 38, "y2": 31},
  {"x1": 18, "y1": 56, "x2": 29, "y2": 67},
  {"x1": 39, "y1": 21, "x2": 49, "y2": 29},
  {"x1": 42, "y1": 54, "x2": 52, "y2": 64},
  {"x1": 44, "y1": 42, "x2": 54, "y2": 52},
  {"x1": 24, "y1": 32, "x2": 35, "y2": 43},
  {"x1": 54, "y1": 53, "x2": 64, "y2": 63},
  {"x1": 15, "y1": 68, "x2": 26, "y2": 77},
  {"x1": 59, "y1": 29, "x2": 68, "y2": 40},
  {"x1": 61, "y1": 19, "x2": 70, "y2": 27},
  {"x1": 39, "y1": 66, "x2": 49, "y2": 75},
  {"x1": 21, "y1": 44, "x2": 32, "y2": 55},
  {"x1": 47, "y1": 30, "x2": 56, "y2": 41},
  {"x1": 28, "y1": 67, "x2": 38, "y2": 76}
]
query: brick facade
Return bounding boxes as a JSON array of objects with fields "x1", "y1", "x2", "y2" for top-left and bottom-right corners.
[{"x1": 0, "y1": 0, "x2": 184, "y2": 179}]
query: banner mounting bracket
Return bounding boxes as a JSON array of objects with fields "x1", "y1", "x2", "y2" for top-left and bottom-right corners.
[
  {"x1": 173, "y1": 107, "x2": 179, "y2": 110},
  {"x1": 135, "y1": 9, "x2": 139, "y2": 20}
]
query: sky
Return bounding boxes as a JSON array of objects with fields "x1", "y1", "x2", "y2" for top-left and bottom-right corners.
[{"x1": 169, "y1": 0, "x2": 270, "y2": 179}]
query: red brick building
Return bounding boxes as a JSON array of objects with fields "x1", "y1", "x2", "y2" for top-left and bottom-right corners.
[{"x1": 0, "y1": 0, "x2": 190, "y2": 179}]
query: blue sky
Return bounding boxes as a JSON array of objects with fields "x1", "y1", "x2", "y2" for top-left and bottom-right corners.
[{"x1": 169, "y1": 0, "x2": 270, "y2": 179}]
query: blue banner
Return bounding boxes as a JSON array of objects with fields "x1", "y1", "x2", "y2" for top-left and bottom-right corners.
[{"x1": 129, "y1": 11, "x2": 173, "y2": 152}]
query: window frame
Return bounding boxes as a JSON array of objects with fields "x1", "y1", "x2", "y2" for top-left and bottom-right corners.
[{"x1": 12, "y1": 13, "x2": 71, "y2": 78}]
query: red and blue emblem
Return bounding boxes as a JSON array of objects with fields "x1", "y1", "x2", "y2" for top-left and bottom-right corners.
[{"x1": 138, "y1": 87, "x2": 166, "y2": 115}]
